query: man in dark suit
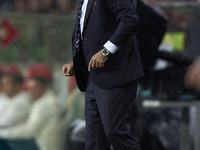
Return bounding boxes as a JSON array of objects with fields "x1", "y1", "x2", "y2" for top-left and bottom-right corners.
[{"x1": 62, "y1": 0, "x2": 143, "y2": 149}]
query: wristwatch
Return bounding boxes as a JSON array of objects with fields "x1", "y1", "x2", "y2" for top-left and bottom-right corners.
[{"x1": 101, "y1": 47, "x2": 110, "y2": 57}]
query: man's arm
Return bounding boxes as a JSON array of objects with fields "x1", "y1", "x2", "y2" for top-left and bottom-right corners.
[
  {"x1": 88, "y1": 0, "x2": 139, "y2": 71},
  {"x1": 106, "y1": 0, "x2": 139, "y2": 49}
]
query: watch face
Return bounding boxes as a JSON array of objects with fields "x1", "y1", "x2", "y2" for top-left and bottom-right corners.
[
  {"x1": 103, "y1": 49, "x2": 107, "y2": 54},
  {"x1": 102, "y1": 49, "x2": 109, "y2": 56}
]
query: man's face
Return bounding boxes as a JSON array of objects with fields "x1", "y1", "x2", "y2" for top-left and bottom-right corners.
[
  {"x1": 1, "y1": 76, "x2": 16, "y2": 97},
  {"x1": 27, "y1": 79, "x2": 46, "y2": 101}
]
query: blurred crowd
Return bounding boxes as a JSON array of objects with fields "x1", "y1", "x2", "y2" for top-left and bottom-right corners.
[
  {"x1": 0, "y1": 0, "x2": 78, "y2": 14},
  {"x1": 0, "y1": 64, "x2": 85, "y2": 150}
]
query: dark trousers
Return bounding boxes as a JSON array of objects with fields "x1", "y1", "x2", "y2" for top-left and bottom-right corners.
[{"x1": 85, "y1": 76, "x2": 141, "y2": 150}]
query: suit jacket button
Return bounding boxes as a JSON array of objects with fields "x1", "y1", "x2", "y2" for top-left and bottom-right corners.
[{"x1": 83, "y1": 37, "x2": 87, "y2": 40}]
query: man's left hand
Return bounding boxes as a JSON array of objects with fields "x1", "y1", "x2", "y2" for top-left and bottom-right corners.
[{"x1": 88, "y1": 50, "x2": 108, "y2": 71}]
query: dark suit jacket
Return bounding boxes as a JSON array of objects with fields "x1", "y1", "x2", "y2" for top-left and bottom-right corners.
[{"x1": 73, "y1": 0, "x2": 144, "y2": 92}]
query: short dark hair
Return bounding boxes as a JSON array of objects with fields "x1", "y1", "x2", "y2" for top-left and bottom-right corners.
[
  {"x1": 31, "y1": 76, "x2": 49, "y2": 86},
  {"x1": 2, "y1": 73, "x2": 24, "y2": 84}
]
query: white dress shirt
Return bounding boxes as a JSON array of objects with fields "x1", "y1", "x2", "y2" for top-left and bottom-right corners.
[{"x1": 80, "y1": 0, "x2": 119, "y2": 54}]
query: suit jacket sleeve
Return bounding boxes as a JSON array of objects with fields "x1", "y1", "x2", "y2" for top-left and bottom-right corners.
[{"x1": 106, "y1": 0, "x2": 139, "y2": 49}]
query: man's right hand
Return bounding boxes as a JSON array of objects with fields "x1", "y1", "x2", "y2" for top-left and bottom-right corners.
[{"x1": 62, "y1": 61, "x2": 75, "y2": 76}]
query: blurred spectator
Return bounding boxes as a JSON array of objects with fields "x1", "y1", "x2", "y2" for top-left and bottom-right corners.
[
  {"x1": 0, "y1": 65, "x2": 8, "y2": 120},
  {"x1": 27, "y1": 0, "x2": 40, "y2": 13},
  {"x1": 0, "y1": 65, "x2": 31, "y2": 127},
  {"x1": 56, "y1": 0, "x2": 75, "y2": 14},
  {"x1": 185, "y1": 57, "x2": 200, "y2": 91},
  {"x1": 37, "y1": 64, "x2": 52, "y2": 82},
  {"x1": 0, "y1": 69, "x2": 60, "y2": 150},
  {"x1": 14, "y1": 0, "x2": 26, "y2": 12},
  {"x1": 0, "y1": 65, "x2": 4, "y2": 92},
  {"x1": 57, "y1": 76, "x2": 85, "y2": 150},
  {"x1": 40, "y1": 0, "x2": 55, "y2": 13},
  {"x1": 184, "y1": 57, "x2": 200, "y2": 149},
  {"x1": 2, "y1": 0, "x2": 78, "y2": 14},
  {"x1": 24, "y1": 65, "x2": 38, "y2": 90}
]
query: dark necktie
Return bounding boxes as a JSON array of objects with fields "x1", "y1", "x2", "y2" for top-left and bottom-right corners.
[{"x1": 73, "y1": 0, "x2": 84, "y2": 57}]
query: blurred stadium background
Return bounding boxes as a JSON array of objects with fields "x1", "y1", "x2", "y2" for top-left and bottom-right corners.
[{"x1": 0, "y1": 0, "x2": 200, "y2": 150}]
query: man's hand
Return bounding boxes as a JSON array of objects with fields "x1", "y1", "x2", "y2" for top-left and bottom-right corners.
[
  {"x1": 88, "y1": 50, "x2": 109, "y2": 71},
  {"x1": 62, "y1": 61, "x2": 75, "y2": 76}
]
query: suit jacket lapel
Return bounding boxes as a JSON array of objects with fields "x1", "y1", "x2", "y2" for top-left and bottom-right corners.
[{"x1": 83, "y1": 0, "x2": 95, "y2": 32}]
